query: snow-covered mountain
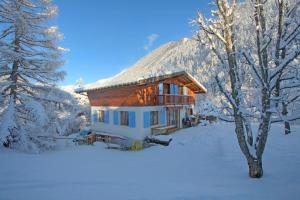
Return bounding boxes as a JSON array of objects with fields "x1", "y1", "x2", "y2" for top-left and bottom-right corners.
[{"x1": 85, "y1": 37, "x2": 216, "y2": 94}]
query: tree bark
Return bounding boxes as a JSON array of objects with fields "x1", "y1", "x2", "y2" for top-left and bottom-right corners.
[
  {"x1": 284, "y1": 121, "x2": 291, "y2": 135},
  {"x1": 282, "y1": 103, "x2": 291, "y2": 134},
  {"x1": 248, "y1": 157, "x2": 263, "y2": 178},
  {"x1": 10, "y1": 37, "x2": 20, "y2": 101},
  {"x1": 234, "y1": 115, "x2": 264, "y2": 178}
]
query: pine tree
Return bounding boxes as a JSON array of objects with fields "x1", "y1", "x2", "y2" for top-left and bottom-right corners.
[{"x1": 0, "y1": 0, "x2": 66, "y2": 151}]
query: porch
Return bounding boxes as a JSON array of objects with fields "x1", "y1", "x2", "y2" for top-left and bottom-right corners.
[{"x1": 156, "y1": 94, "x2": 195, "y2": 105}]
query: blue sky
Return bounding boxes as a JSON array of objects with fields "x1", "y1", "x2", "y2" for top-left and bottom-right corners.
[{"x1": 54, "y1": 0, "x2": 212, "y2": 85}]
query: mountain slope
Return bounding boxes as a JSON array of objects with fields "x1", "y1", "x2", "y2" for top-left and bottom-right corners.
[{"x1": 85, "y1": 38, "x2": 215, "y2": 93}]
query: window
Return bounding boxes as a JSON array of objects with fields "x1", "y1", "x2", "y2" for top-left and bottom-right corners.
[
  {"x1": 164, "y1": 84, "x2": 170, "y2": 94},
  {"x1": 120, "y1": 111, "x2": 129, "y2": 126},
  {"x1": 98, "y1": 110, "x2": 105, "y2": 122},
  {"x1": 150, "y1": 111, "x2": 159, "y2": 126}
]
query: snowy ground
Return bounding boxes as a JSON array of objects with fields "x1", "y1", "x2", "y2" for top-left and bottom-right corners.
[{"x1": 0, "y1": 123, "x2": 300, "y2": 200}]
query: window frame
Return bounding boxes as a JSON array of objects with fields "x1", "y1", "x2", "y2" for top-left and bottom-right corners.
[
  {"x1": 150, "y1": 111, "x2": 159, "y2": 126},
  {"x1": 120, "y1": 111, "x2": 129, "y2": 126},
  {"x1": 98, "y1": 110, "x2": 105, "y2": 123}
]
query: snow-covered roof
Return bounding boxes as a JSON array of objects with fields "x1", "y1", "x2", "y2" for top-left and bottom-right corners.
[{"x1": 79, "y1": 70, "x2": 207, "y2": 94}]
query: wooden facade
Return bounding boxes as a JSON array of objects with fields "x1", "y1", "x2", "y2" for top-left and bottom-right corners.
[{"x1": 85, "y1": 71, "x2": 206, "y2": 107}]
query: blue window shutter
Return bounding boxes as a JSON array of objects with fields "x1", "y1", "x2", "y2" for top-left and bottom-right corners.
[
  {"x1": 160, "y1": 110, "x2": 166, "y2": 125},
  {"x1": 107, "y1": 111, "x2": 110, "y2": 123},
  {"x1": 113, "y1": 111, "x2": 119, "y2": 125},
  {"x1": 104, "y1": 111, "x2": 109, "y2": 124},
  {"x1": 170, "y1": 84, "x2": 174, "y2": 95},
  {"x1": 170, "y1": 84, "x2": 177, "y2": 94},
  {"x1": 129, "y1": 112, "x2": 136, "y2": 128},
  {"x1": 92, "y1": 110, "x2": 98, "y2": 123},
  {"x1": 143, "y1": 111, "x2": 150, "y2": 128},
  {"x1": 148, "y1": 112, "x2": 151, "y2": 127},
  {"x1": 174, "y1": 85, "x2": 179, "y2": 95}
]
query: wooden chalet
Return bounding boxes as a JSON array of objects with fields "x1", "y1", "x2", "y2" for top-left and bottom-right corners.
[{"x1": 80, "y1": 71, "x2": 207, "y2": 140}]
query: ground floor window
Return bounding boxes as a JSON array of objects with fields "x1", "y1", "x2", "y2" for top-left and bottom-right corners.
[
  {"x1": 120, "y1": 111, "x2": 129, "y2": 126},
  {"x1": 98, "y1": 110, "x2": 105, "y2": 122},
  {"x1": 150, "y1": 111, "x2": 159, "y2": 126},
  {"x1": 167, "y1": 109, "x2": 180, "y2": 127}
]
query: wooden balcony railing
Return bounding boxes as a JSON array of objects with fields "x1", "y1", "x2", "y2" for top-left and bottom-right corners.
[{"x1": 156, "y1": 95, "x2": 195, "y2": 105}]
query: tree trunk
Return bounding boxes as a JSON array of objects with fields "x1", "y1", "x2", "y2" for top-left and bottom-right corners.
[
  {"x1": 10, "y1": 33, "x2": 20, "y2": 101},
  {"x1": 282, "y1": 103, "x2": 291, "y2": 134},
  {"x1": 248, "y1": 157, "x2": 263, "y2": 178},
  {"x1": 284, "y1": 121, "x2": 291, "y2": 135}
]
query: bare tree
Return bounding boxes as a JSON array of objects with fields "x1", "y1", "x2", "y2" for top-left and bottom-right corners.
[
  {"x1": 193, "y1": 0, "x2": 300, "y2": 178},
  {"x1": 272, "y1": 0, "x2": 300, "y2": 134}
]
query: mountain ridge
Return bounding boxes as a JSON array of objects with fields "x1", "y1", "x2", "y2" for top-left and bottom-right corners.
[{"x1": 84, "y1": 37, "x2": 214, "y2": 92}]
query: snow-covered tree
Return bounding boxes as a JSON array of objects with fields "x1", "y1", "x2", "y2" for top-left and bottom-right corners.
[
  {"x1": 0, "y1": 0, "x2": 66, "y2": 152},
  {"x1": 193, "y1": 0, "x2": 300, "y2": 178},
  {"x1": 42, "y1": 87, "x2": 90, "y2": 137},
  {"x1": 75, "y1": 77, "x2": 84, "y2": 88},
  {"x1": 270, "y1": 0, "x2": 300, "y2": 134}
]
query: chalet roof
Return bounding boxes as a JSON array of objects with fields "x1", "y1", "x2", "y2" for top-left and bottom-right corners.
[{"x1": 77, "y1": 71, "x2": 207, "y2": 94}]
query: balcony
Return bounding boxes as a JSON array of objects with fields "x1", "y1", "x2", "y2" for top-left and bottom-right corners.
[{"x1": 156, "y1": 94, "x2": 195, "y2": 105}]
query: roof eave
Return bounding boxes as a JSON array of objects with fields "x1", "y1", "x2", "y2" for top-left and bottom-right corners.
[{"x1": 79, "y1": 70, "x2": 207, "y2": 94}]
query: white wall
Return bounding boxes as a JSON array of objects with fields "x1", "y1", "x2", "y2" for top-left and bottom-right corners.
[
  {"x1": 91, "y1": 105, "x2": 194, "y2": 140},
  {"x1": 91, "y1": 106, "x2": 166, "y2": 140}
]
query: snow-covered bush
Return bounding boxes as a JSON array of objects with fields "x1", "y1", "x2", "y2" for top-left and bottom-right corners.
[{"x1": 196, "y1": 99, "x2": 220, "y2": 117}]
